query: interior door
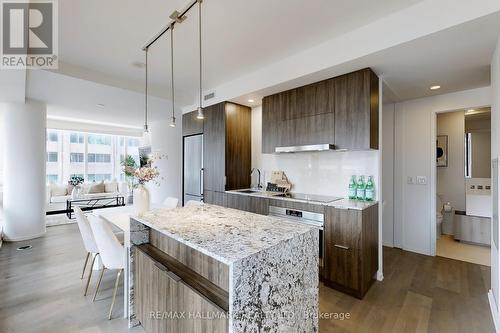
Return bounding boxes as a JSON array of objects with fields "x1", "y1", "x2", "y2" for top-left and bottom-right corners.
[{"x1": 183, "y1": 134, "x2": 203, "y2": 204}]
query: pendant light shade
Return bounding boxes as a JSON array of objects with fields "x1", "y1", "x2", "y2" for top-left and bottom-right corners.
[
  {"x1": 196, "y1": 0, "x2": 204, "y2": 120},
  {"x1": 142, "y1": 48, "x2": 152, "y2": 146}
]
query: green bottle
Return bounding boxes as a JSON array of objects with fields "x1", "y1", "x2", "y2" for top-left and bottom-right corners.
[
  {"x1": 365, "y1": 176, "x2": 375, "y2": 201},
  {"x1": 348, "y1": 176, "x2": 357, "y2": 199},
  {"x1": 356, "y1": 176, "x2": 366, "y2": 201}
]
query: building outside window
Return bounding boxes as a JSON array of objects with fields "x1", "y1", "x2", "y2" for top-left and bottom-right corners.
[
  {"x1": 46, "y1": 152, "x2": 58, "y2": 162},
  {"x1": 70, "y1": 153, "x2": 85, "y2": 163},
  {"x1": 88, "y1": 134, "x2": 112, "y2": 145},
  {"x1": 88, "y1": 153, "x2": 111, "y2": 163},
  {"x1": 87, "y1": 174, "x2": 112, "y2": 182},
  {"x1": 70, "y1": 133, "x2": 85, "y2": 144},
  {"x1": 46, "y1": 174, "x2": 59, "y2": 183},
  {"x1": 47, "y1": 131, "x2": 58, "y2": 142}
]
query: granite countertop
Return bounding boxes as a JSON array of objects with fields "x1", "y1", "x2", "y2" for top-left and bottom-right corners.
[
  {"x1": 225, "y1": 189, "x2": 378, "y2": 210},
  {"x1": 132, "y1": 204, "x2": 314, "y2": 265}
]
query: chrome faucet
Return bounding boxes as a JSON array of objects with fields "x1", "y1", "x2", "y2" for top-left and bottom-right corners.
[{"x1": 251, "y1": 168, "x2": 262, "y2": 190}]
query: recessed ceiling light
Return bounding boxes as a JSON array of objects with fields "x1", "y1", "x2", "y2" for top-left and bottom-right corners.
[
  {"x1": 430, "y1": 85, "x2": 441, "y2": 90},
  {"x1": 96, "y1": 103, "x2": 105, "y2": 108},
  {"x1": 248, "y1": 99, "x2": 254, "y2": 103}
]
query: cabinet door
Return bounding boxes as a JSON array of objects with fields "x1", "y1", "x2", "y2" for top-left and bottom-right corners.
[
  {"x1": 225, "y1": 103, "x2": 251, "y2": 190},
  {"x1": 334, "y1": 69, "x2": 378, "y2": 150},
  {"x1": 182, "y1": 110, "x2": 204, "y2": 136},
  {"x1": 225, "y1": 193, "x2": 268, "y2": 215},
  {"x1": 204, "y1": 190, "x2": 225, "y2": 206},
  {"x1": 134, "y1": 248, "x2": 179, "y2": 333},
  {"x1": 203, "y1": 103, "x2": 226, "y2": 192},
  {"x1": 324, "y1": 207, "x2": 362, "y2": 292},
  {"x1": 262, "y1": 94, "x2": 282, "y2": 153}
]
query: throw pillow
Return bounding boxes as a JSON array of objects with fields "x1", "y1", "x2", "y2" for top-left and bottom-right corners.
[
  {"x1": 88, "y1": 181, "x2": 105, "y2": 194},
  {"x1": 104, "y1": 182, "x2": 118, "y2": 193},
  {"x1": 51, "y1": 184, "x2": 68, "y2": 196}
]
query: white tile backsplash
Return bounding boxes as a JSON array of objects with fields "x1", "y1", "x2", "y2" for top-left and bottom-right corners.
[{"x1": 251, "y1": 106, "x2": 379, "y2": 198}]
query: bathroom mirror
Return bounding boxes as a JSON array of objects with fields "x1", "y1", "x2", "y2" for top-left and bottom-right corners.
[{"x1": 464, "y1": 108, "x2": 491, "y2": 178}]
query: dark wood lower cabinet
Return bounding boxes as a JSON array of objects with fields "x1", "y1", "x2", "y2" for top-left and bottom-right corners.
[
  {"x1": 225, "y1": 193, "x2": 269, "y2": 215},
  {"x1": 134, "y1": 246, "x2": 229, "y2": 333},
  {"x1": 203, "y1": 190, "x2": 225, "y2": 206},
  {"x1": 323, "y1": 204, "x2": 378, "y2": 299}
]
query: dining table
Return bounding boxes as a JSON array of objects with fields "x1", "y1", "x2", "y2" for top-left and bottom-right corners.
[{"x1": 92, "y1": 204, "x2": 163, "y2": 319}]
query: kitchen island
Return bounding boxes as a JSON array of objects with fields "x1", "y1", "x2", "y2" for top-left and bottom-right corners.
[{"x1": 128, "y1": 204, "x2": 319, "y2": 333}]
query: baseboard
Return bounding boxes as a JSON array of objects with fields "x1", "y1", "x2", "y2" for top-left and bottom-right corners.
[
  {"x1": 489, "y1": 290, "x2": 500, "y2": 333},
  {"x1": 3, "y1": 230, "x2": 46, "y2": 242}
]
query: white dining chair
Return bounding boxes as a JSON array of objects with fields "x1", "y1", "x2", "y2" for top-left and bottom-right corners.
[
  {"x1": 162, "y1": 197, "x2": 179, "y2": 209},
  {"x1": 185, "y1": 200, "x2": 203, "y2": 207},
  {"x1": 88, "y1": 215, "x2": 125, "y2": 320},
  {"x1": 73, "y1": 206, "x2": 100, "y2": 296}
]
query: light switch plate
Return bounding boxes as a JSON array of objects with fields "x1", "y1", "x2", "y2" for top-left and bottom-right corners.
[
  {"x1": 416, "y1": 176, "x2": 427, "y2": 185},
  {"x1": 407, "y1": 176, "x2": 414, "y2": 184}
]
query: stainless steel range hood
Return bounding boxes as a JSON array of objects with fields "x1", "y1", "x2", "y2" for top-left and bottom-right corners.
[{"x1": 275, "y1": 144, "x2": 344, "y2": 153}]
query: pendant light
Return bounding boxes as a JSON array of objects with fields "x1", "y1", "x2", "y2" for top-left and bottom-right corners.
[
  {"x1": 196, "y1": 0, "x2": 204, "y2": 120},
  {"x1": 142, "y1": 48, "x2": 152, "y2": 146},
  {"x1": 169, "y1": 24, "x2": 176, "y2": 127}
]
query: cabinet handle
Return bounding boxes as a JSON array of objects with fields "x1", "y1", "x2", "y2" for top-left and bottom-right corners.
[
  {"x1": 334, "y1": 244, "x2": 350, "y2": 250},
  {"x1": 166, "y1": 271, "x2": 182, "y2": 282},
  {"x1": 154, "y1": 262, "x2": 167, "y2": 271}
]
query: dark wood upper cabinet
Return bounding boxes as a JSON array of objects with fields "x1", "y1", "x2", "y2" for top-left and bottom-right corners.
[
  {"x1": 261, "y1": 68, "x2": 379, "y2": 153},
  {"x1": 182, "y1": 110, "x2": 204, "y2": 136},
  {"x1": 203, "y1": 102, "x2": 251, "y2": 193},
  {"x1": 203, "y1": 103, "x2": 226, "y2": 192},
  {"x1": 334, "y1": 68, "x2": 379, "y2": 150}
]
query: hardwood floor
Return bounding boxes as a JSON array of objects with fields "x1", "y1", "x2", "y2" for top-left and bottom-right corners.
[
  {"x1": 0, "y1": 225, "x2": 494, "y2": 333},
  {"x1": 320, "y1": 247, "x2": 494, "y2": 333}
]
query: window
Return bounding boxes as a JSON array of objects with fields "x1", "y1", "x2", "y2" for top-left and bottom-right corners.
[
  {"x1": 87, "y1": 174, "x2": 112, "y2": 182},
  {"x1": 70, "y1": 133, "x2": 85, "y2": 144},
  {"x1": 88, "y1": 153, "x2": 111, "y2": 163},
  {"x1": 46, "y1": 175, "x2": 58, "y2": 183},
  {"x1": 46, "y1": 152, "x2": 58, "y2": 162},
  {"x1": 127, "y1": 138, "x2": 140, "y2": 147},
  {"x1": 88, "y1": 134, "x2": 111, "y2": 145},
  {"x1": 70, "y1": 153, "x2": 84, "y2": 163},
  {"x1": 47, "y1": 131, "x2": 58, "y2": 142}
]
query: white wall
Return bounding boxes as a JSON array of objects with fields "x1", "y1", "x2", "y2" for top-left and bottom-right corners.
[
  {"x1": 489, "y1": 34, "x2": 500, "y2": 332},
  {"x1": 394, "y1": 87, "x2": 491, "y2": 255},
  {"x1": 146, "y1": 120, "x2": 182, "y2": 206},
  {"x1": 251, "y1": 106, "x2": 379, "y2": 198},
  {"x1": 437, "y1": 111, "x2": 466, "y2": 212},
  {"x1": 382, "y1": 103, "x2": 395, "y2": 247}
]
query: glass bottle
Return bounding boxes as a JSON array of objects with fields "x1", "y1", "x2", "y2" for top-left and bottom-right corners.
[
  {"x1": 356, "y1": 175, "x2": 366, "y2": 201},
  {"x1": 348, "y1": 175, "x2": 357, "y2": 199},
  {"x1": 365, "y1": 176, "x2": 375, "y2": 201}
]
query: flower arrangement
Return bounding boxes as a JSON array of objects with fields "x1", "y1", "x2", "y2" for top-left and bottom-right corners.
[
  {"x1": 134, "y1": 166, "x2": 160, "y2": 185},
  {"x1": 68, "y1": 175, "x2": 84, "y2": 186}
]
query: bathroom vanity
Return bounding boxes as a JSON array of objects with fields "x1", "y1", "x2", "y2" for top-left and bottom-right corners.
[{"x1": 128, "y1": 204, "x2": 319, "y2": 333}]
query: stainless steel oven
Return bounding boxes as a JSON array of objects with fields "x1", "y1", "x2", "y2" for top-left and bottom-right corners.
[{"x1": 268, "y1": 206, "x2": 324, "y2": 268}]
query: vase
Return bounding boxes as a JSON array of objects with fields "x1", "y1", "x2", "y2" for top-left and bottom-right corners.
[
  {"x1": 133, "y1": 184, "x2": 150, "y2": 214},
  {"x1": 71, "y1": 185, "x2": 82, "y2": 199}
]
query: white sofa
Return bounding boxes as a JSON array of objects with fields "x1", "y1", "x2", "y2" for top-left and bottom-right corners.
[{"x1": 46, "y1": 181, "x2": 127, "y2": 212}]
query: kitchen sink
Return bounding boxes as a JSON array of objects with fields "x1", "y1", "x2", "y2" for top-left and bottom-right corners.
[{"x1": 238, "y1": 189, "x2": 258, "y2": 194}]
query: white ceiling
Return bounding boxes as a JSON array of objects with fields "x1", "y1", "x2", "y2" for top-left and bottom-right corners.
[{"x1": 56, "y1": 0, "x2": 422, "y2": 105}]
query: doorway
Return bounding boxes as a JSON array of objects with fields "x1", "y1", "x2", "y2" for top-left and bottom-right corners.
[{"x1": 434, "y1": 107, "x2": 491, "y2": 266}]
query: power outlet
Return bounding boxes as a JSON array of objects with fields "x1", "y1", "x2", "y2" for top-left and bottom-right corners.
[{"x1": 416, "y1": 176, "x2": 427, "y2": 185}]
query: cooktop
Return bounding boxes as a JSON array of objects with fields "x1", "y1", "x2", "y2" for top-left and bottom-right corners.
[{"x1": 273, "y1": 192, "x2": 342, "y2": 203}]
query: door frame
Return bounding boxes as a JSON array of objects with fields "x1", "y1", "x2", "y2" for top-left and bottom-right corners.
[{"x1": 430, "y1": 104, "x2": 491, "y2": 255}]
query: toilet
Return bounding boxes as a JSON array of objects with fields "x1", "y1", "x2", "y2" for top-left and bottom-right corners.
[{"x1": 436, "y1": 194, "x2": 443, "y2": 239}]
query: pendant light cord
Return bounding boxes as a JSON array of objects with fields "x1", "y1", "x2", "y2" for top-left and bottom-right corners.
[
  {"x1": 198, "y1": 0, "x2": 202, "y2": 109},
  {"x1": 145, "y1": 48, "x2": 149, "y2": 130},
  {"x1": 171, "y1": 25, "x2": 175, "y2": 120}
]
